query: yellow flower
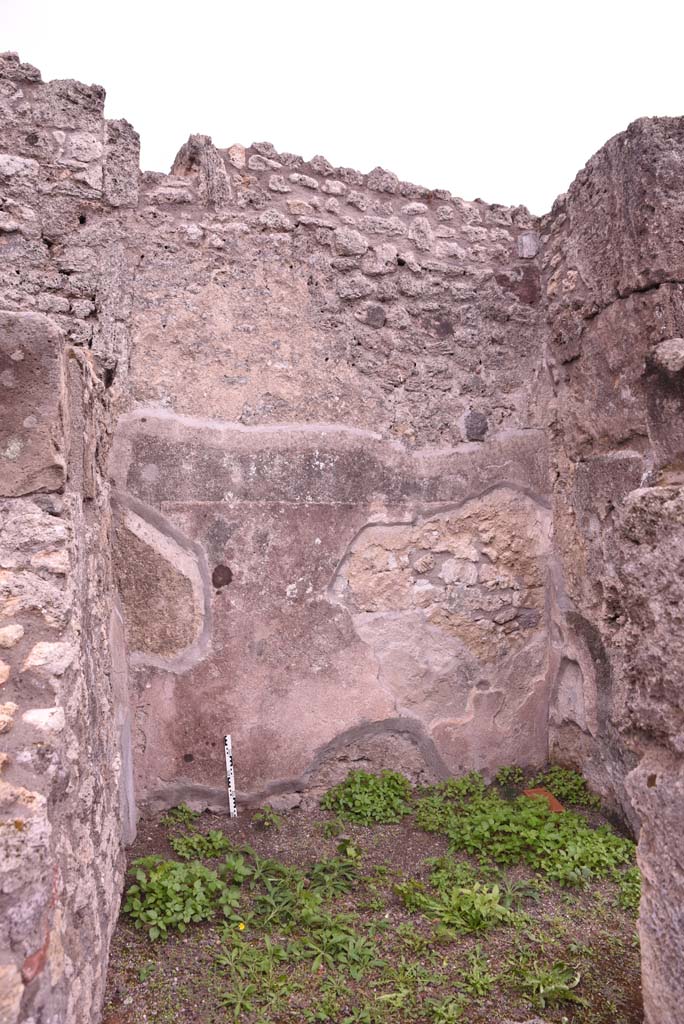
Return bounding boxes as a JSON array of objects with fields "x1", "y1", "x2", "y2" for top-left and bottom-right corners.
[{"x1": 238, "y1": 922, "x2": 245, "y2": 930}]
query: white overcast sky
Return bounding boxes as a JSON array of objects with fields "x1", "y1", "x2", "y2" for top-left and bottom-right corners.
[{"x1": 3, "y1": 0, "x2": 684, "y2": 214}]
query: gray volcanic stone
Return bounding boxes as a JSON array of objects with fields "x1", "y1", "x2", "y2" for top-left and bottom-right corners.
[
  {"x1": 268, "y1": 174, "x2": 291, "y2": 193},
  {"x1": 367, "y1": 166, "x2": 399, "y2": 193},
  {"x1": 363, "y1": 303, "x2": 387, "y2": 328},
  {"x1": 465, "y1": 409, "x2": 489, "y2": 441},
  {"x1": 332, "y1": 226, "x2": 369, "y2": 255}
]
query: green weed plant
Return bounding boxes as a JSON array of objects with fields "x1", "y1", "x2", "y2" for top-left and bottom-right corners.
[
  {"x1": 123, "y1": 857, "x2": 241, "y2": 940},
  {"x1": 530, "y1": 765, "x2": 601, "y2": 809},
  {"x1": 415, "y1": 775, "x2": 634, "y2": 886},
  {"x1": 321, "y1": 769, "x2": 413, "y2": 824},
  {"x1": 170, "y1": 828, "x2": 232, "y2": 861}
]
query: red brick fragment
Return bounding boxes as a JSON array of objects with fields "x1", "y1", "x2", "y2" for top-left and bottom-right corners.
[{"x1": 523, "y1": 787, "x2": 564, "y2": 813}]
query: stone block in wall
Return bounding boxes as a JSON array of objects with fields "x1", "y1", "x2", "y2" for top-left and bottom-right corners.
[
  {"x1": 0, "y1": 59, "x2": 107, "y2": 200},
  {"x1": 614, "y1": 485, "x2": 684, "y2": 743},
  {"x1": 546, "y1": 118, "x2": 684, "y2": 1019},
  {"x1": 546, "y1": 118, "x2": 684, "y2": 322},
  {"x1": 627, "y1": 749, "x2": 684, "y2": 1024},
  {"x1": 104, "y1": 119, "x2": 140, "y2": 208},
  {"x1": 645, "y1": 334, "x2": 684, "y2": 482},
  {"x1": 171, "y1": 134, "x2": 232, "y2": 208},
  {"x1": 0, "y1": 311, "x2": 65, "y2": 496}
]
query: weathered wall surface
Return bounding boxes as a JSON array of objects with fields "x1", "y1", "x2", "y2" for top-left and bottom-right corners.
[
  {"x1": 541, "y1": 117, "x2": 684, "y2": 1023},
  {"x1": 108, "y1": 134, "x2": 553, "y2": 808},
  {"x1": 0, "y1": 53, "x2": 135, "y2": 1024},
  {"x1": 2, "y1": 50, "x2": 683, "y2": 1024}
]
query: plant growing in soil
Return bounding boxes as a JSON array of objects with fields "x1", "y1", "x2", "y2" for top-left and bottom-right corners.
[
  {"x1": 318, "y1": 816, "x2": 345, "y2": 838},
  {"x1": 252, "y1": 804, "x2": 283, "y2": 831},
  {"x1": 616, "y1": 865, "x2": 641, "y2": 914},
  {"x1": 321, "y1": 769, "x2": 413, "y2": 824},
  {"x1": 513, "y1": 958, "x2": 586, "y2": 1009},
  {"x1": 336, "y1": 836, "x2": 363, "y2": 860},
  {"x1": 494, "y1": 765, "x2": 525, "y2": 788},
  {"x1": 530, "y1": 765, "x2": 601, "y2": 808},
  {"x1": 397, "y1": 879, "x2": 515, "y2": 933},
  {"x1": 290, "y1": 925, "x2": 386, "y2": 978},
  {"x1": 307, "y1": 855, "x2": 359, "y2": 898},
  {"x1": 160, "y1": 802, "x2": 199, "y2": 829},
  {"x1": 170, "y1": 828, "x2": 232, "y2": 861},
  {"x1": 123, "y1": 857, "x2": 241, "y2": 940},
  {"x1": 425, "y1": 994, "x2": 467, "y2": 1022},
  {"x1": 220, "y1": 850, "x2": 254, "y2": 885},
  {"x1": 110, "y1": 766, "x2": 643, "y2": 1024},
  {"x1": 460, "y1": 944, "x2": 497, "y2": 996},
  {"x1": 415, "y1": 781, "x2": 635, "y2": 884}
]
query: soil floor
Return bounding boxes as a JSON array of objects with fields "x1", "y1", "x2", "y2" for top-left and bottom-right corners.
[{"x1": 103, "y1": 796, "x2": 642, "y2": 1024}]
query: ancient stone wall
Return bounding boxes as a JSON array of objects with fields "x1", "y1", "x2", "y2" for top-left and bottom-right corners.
[
  {"x1": 541, "y1": 117, "x2": 684, "y2": 1023},
  {"x1": 0, "y1": 53, "x2": 135, "y2": 1024},
  {"x1": 1, "y1": 52, "x2": 682, "y2": 1024},
  {"x1": 109, "y1": 132, "x2": 553, "y2": 810}
]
